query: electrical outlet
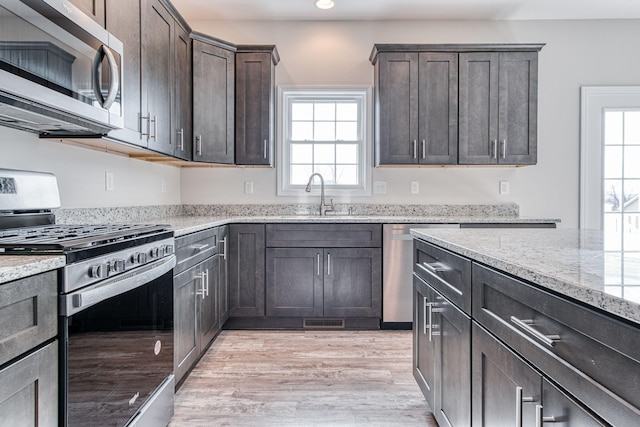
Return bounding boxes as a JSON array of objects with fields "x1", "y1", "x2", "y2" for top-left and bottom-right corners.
[
  {"x1": 373, "y1": 181, "x2": 387, "y2": 194},
  {"x1": 499, "y1": 180, "x2": 510, "y2": 195},
  {"x1": 244, "y1": 181, "x2": 254, "y2": 194},
  {"x1": 105, "y1": 171, "x2": 114, "y2": 191},
  {"x1": 161, "y1": 179, "x2": 167, "y2": 193},
  {"x1": 410, "y1": 181, "x2": 419, "y2": 194}
]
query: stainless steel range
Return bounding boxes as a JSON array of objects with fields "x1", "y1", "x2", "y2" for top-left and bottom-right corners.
[{"x1": 0, "y1": 168, "x2": 176, "y2": 427}]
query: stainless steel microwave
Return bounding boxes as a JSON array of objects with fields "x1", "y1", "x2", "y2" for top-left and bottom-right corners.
[{"x1": 0, "y1": 0, "x2": 124, "y2": 136}]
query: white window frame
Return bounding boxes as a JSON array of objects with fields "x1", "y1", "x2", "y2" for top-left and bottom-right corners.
[
  {"x1": 580, "y1": 86, "x2": 640, "y2": 229},
  {"x1": 276, "y1": 86, "x2": 372, "y2": 197}
]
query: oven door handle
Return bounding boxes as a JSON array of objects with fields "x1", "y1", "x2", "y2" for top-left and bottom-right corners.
[{"x1": 60, "y1": 255, "x2": 176, "y2": 317}]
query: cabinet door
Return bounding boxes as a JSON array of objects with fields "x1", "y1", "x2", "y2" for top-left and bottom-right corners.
[
  {"x1": 173, "y1": 24, "x2": 192, "y2": 160},
  {"x1": 229, "y1": 224, "x2": 265, "y2": 317},
  {"x1": 323, "y1": 248, "x2": 382, "y2": 317},
  {"x1": 541, "y1": 379, "x2": 607, "y2": 426},
  {"x1": 266, "y1": 248, "x2": 323, "y2": 317},
  {"x1": 497, "y1": 52, "x2": 538, "y2": 165},
  {"x1": 173, "y1": 266, "x2": 199, "y2": 385},
  {"x1": 141, "y1": 0, "x2": 174, "y2": 154},
  {"x1": 418, "y1": 52, "x2": 458, "y2": 164},
  {"x1": 458, "y1": 52, "x2": 499, "y2": 165},
  {"x1": 192, "y1": 40, "x2": 235, "y2": 164},
  {"x1": 68, "y1": 0, "x2": 105, "y2": 27},
  {"x1": 235, "y1": 52, "x2": 274, "y2": 165},
  {"x1": 198, "y1": 255, "x2": 220, "y2": 349},
  {"x1": 413, "y1": 276, "x2": 437, "y2": 411},
  {"x1": 218, "y1": 225, "x2": 230, "y2": 325},
  {"x1": 376, "y1": 52, "x2": 419, "y2": 165},
  {"x1": 433, "y1": 288, "x2": 471, "y2": 427},
  {"x1": 0, "y1": 342, "x2": 58, "y2": 427},
  {"x1": 105, "y1": 0, "x2": 143, "y2": 146},
  {"x1": 472, "y1": 322, "x2": 542, "y2": 427}
]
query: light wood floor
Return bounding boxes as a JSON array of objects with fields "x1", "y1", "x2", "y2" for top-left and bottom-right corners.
[{"x1": 170, "y1": 330, "x2": 438, "y2": 427}]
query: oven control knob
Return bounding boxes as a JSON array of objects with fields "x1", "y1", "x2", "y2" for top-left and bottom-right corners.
[
  {"x1": 132, "y1": 252, "x2": 148, "y2": 264},
  {"x1": 110, "y1": 258, "x2": 126, "y2": 273},
  {"x1": 163, "y1": 244, "x2": 174, "y2": 255},
  {"x1": 89, "y1": 263, "x2": 106, "y2": 278},
  {"x1": 149, "y1": 247, "x2": 160, "y2": 258}
]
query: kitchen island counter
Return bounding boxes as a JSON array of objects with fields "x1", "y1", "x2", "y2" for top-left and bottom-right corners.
[{"x1": 411, "y1": 227, "x2": 640, "y2": 325}]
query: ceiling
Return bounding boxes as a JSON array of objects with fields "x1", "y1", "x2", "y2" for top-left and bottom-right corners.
[{"x1": 171, "y1": 0, "x2": 640, "y2": 22}]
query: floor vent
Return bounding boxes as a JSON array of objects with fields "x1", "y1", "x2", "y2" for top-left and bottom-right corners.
[{"x1": 303, "y1": 318, "x2": 345, "y2": 329}]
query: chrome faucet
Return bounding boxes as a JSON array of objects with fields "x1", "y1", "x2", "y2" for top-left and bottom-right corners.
[{"x1": 305, "y1": 173, "x2": 334, "y2": 216}]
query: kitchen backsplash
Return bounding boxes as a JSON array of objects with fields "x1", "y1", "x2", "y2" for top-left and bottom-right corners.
[{"x1": 55, "y1": 203, "x2": 519, "y2": 224}]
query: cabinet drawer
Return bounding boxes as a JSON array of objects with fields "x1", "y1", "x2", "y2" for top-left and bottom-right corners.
[
  {"x1": 0, "y1": 271, "x2": 57, "y2": 366},
  {"x1": 266, "y1": 224, "x2": 382, "y2": 248},
  {"x1": 472, "y1": 263, "x2": 640, "y2": 427},
  {"x1": 413, "y1": 239, "x2": 471, "y2": 314},
  {"x1": 175, "y1": 228, "x2": 218, "y2": 275}
]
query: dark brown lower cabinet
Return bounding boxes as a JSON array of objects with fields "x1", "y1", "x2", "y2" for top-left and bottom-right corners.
[
  {"x1": 228, "y1": 224, "x2": 265, "y2": 317},
  {"x1": 413, "y1": 275, "x2": 470, "y2": 427},
  {"x1": 471, "y1": 322, "x2": 607, "y2": 426},
  {"x1": 266, "y1": 247, "x2": 381, "y2": 318}
]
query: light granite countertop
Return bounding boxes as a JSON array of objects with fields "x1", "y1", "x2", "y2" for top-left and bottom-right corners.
[
  {"x1": 161, "y1": 215, "x2": 559, "y2": 237},
  {"x1": 0, "y1": 255, "x2": 65, "y2": 285},
  {"x1": 410, "y1": 228, "x2": 640, "y2": 325}
]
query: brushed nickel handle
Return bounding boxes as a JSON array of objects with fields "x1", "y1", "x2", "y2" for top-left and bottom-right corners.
[
  {"x1": 204, "y1": 270, "x2": 209, "y2": 297},
  {"x1": 147, "y1": 115, "x2": 157, "y2": 141},
  {"x1": 327, "y1": 253, "x2": 331, "y2": 276},
  {"x1": 191, "y1": 243, "x2": 210, "y2": 252},
  {"x1": 220, "y1": 238, "x2": 227, "y2": 260},
  {"x1": 490, "y1": 139, "x2": 498, "y2": 158},
  {"x1": 516, "y1": 386, "x2": 536, "y2": 427},
  {"x1": 427, "y1": 301, "x2": 435, "y2": 341},
  {"x1": 535, "y1": 404, "x2": 560, "y2": 426},
  {"x1": 501, "y1": 139, "x2": 507, "y2": 158},
  {"x1": 141, "y1": 114, "x2": 151, "y2": 137},
  {"x1": 421, "y1": 261, "x2": 451, "y2": 273},
  {"x1": 263, "y1": 139, "x2": 268, "y2": 159},
  {"x1": 423, "y1": 297, "x2": 428, "y2": 335},
  {"x1": 511, "y1": 316, "x2": 561, "y2": 347},
  {"x1": 317, "y1": 253, "x2": 321, "y2": 276},
  {"x1": 177, "y1": 129, "x2": 184, "y2": 151},
  {"x1": 195, "y1": 272, "x2": 206, "y2": 299},
  {"x1": 412, "y1": 140, "x2": 417, "y2": 159},
  {"x1": 196, "y1": 135, "x2": 202, "y2": 156},
  {"x1": 421, "y1": 140, "x2": 426, "y2": 159}
]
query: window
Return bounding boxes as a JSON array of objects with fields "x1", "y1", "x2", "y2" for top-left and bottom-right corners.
[
  {"x1": 277, "y1": 87, "x2": 371, "y2": 196},
  {"x1": 581, "y1": 87, "x2": 640, "y2": 303}
]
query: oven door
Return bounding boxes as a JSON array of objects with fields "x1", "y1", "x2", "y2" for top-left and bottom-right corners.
[{"x1": 59, "y1": 255, "x2": 175, "y2": 427}]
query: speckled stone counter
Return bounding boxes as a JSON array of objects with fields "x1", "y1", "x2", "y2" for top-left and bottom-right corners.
[
  {"x1": 410, "y1": 228, "x2": 640, "y2": 325},
  {"x1": 161, "y1": 215, "x2": 559, "y2": 237},
  {"x1": 0, "y1": 255, "x2": 65, "y2": 285}
]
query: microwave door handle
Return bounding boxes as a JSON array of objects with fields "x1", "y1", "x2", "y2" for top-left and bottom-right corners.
[{"x1": 93, "y1": 45, "x2": 120, "y2": 109}]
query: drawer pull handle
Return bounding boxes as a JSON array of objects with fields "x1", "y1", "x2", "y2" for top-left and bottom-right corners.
[
  {"x1": 535, "y1": 404, "x2": 561, "y2": 426},
  {"x1": 511, "y1": 316, "x2": 561, "y2": 347},
  {"x1": 422, "y1": 261, "x2": 451, "y2": 273},
  {"x1": 516, "y1": 386, "x2": 536, "y2": 427},
  {"x1": 191, "y1": 243, "x2": 210, "y2": 252}
]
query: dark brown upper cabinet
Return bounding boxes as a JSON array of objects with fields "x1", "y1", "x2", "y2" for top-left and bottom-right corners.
[
  {"x1": 192, "y1": 34, "x2": 236, "y2": 164},
  {"x1": 370, "y1": 44, "x2": 544, "y2": 166},
  {"x1": 235, "y1": 45, "x2": 280, "y2": 166}
]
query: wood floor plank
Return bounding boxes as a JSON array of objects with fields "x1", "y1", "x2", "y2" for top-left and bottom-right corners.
[{"x1": 170, "y1": 330, "x2": 437, "y2": 426}]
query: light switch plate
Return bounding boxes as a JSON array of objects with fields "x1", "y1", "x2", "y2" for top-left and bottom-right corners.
[
  {"x1": 105, "y1": 171, "x2": 114, "y2": 192},
  {"x1": 244, "y1": 181, "x2": 254, "y2": 194},
  {"x1": 373, "y1": 181, "x2": 387, "y2": 194},
  {"x1": 499, "y1": 180, "x2": 510, "y2": 195},
  {"x1": 410, "y1": 181, "x2": 419, "y2": 194}
]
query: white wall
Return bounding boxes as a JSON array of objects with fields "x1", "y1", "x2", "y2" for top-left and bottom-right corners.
[
  {"x1": 181, "y1": 19, "x2": 640, "y2": 227},
  {"x1": 1, "y1": 19, "x2": 638, "y2": 226},
  {"x1": 0, "y1": 128, "x2": 181, "y2": 208}
]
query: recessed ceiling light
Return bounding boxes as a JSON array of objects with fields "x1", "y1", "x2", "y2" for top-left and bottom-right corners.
[{"x1": 315, "y1": 0, "x2": 335, "y2": 10}]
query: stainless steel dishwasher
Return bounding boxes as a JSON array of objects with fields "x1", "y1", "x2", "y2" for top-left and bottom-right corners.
[{"x1": 382, "y1": 223, "x2": 460, "y2": 328}]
